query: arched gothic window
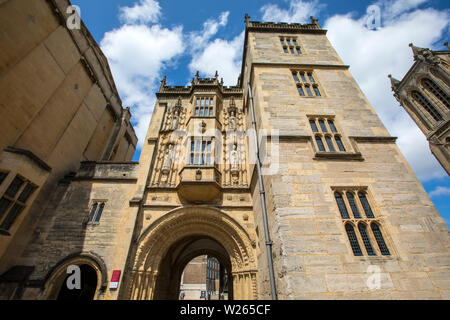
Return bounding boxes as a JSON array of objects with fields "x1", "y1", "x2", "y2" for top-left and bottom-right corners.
[
  {"x1": 371, "y1": 223, "x2": 390, "y2": 256},
  {"x1": 345, "y1": 224, "x2": 362, "y2": 256},
  {"x1": 411, "y1": 90, "x2": 443, "y2": 122},
  {"x1": 358, "y1": 223, "x2": 376, "y2": 256},
  {"x1": 421, "y1": 78, "x2": 449, "y2": 109}
]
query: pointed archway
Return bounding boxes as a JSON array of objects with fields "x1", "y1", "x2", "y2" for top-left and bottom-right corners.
[{"x1": 123, "y1": 206, "x2": 258, "y2": 300}]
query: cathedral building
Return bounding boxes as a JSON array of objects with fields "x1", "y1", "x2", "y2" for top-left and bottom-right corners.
[
  {"x1": 0, "y1": 0, "x2": 449, "y2": 300},
  {"x1": 389, "y1": 43, "x2": 449, "y2": 175}
]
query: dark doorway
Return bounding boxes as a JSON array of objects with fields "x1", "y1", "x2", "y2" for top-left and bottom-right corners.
[{"x1": 56, "y1": 264, "x2": 97, "y2": 300}]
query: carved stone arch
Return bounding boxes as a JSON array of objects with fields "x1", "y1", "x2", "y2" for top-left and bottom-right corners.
[
  {"x1": 41, "y1": 251, "x2": 107, "y2": 300},
  {"x1": 430, "y1": 66, "x2": 450, "y2": 87},
  {"x1": 125, "y1": 206, "x2": 257, "y2": 300}
]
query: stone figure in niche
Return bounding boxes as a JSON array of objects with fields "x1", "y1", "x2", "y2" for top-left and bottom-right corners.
[
  {"x1": 230, "y1": 144, "x2": 239, "y2": 171},
  {"x1": 162, "y1": 144, "x2": 174, "y2": 173},
  {"x1": 171, "y1": 110, "x2": 180, "y2": 130},
  {"x1": 229, "y1": 110, "x2": 237, "y2": 131}
]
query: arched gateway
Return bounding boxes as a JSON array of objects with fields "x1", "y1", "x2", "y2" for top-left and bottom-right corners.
[{"x1": 123, "y1": 206, "x2": 258, "y2": 300}]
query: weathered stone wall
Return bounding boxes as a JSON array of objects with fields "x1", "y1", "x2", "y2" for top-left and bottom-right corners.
[
  {"x1": 19, "y1": 162, "x2": 139, "y2": 300},
  {"x1": 0, "y1": 0, "x2": 137, "y2": 275}
]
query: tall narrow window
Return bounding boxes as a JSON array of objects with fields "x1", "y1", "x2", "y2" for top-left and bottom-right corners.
[
  {"x1": 335, "y1": 136, "x2": 346, "y2": 152},
  {"x1": 318, "y1": 120, "x2": 327, "y2": 132},
  {"x1": 87, "y1": 202, "x2": 106, "y2": 224},
  {"x1": 0, "y1": 175, "x2": 37, "y2": 232},
  {"x1": 422, "y1": 78, "x2": 449, "y2": 109},
  {"x1": 346, "y1": 192, "x2": 361, "y2": 218},
  {"x1": 335, "y1": 192, "x2": 350, "y2": 219},
  {"x1": 315, "y1": 136, "x2": 325, "y2": 152},
  {"x1": 305, "y1": 85, "x2": 313, "y2": 97},
  {"x1": 328, "y1": 120, "x2": 337, "y2": 133},
  {"x1": 313, "y1": 86, "x2": 321, "y2": 96},
  {"x1": 325, "y1": 136, "x2": 335, "y2": 152},
  {"x1": 371, "y1": 223, "x2": 390, "y2": 255},
  {"x1": 94, "y1": 203, "x2": 105, "y2": 223},
  {"x1": 412, "y1": 91, "x2": 443, "y2": 121},
  {"x1": 309, "y1": 120, "x2": 318, "y2": 132},
  {"x1": 88, "y1": 203, "x2": 98, "y2": 222},
  {"x1": 358, "y1": 223, "x2": 376, "y2": 256},
  {"x1": 358, "y1": 192, "x2": 374, "y2": 218},
  {"x1": 345, "y1": 224, "x2": 363, "y2": 256}
]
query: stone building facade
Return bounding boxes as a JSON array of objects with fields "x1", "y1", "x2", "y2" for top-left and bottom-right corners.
[
  {"x1": 389, "y1": 43, "x2": 449, "y2": 175},
  {"x1": 0, "y1": 0, "x2": 137, "y2": 298},
  {"x1": 1, "y1": 1, "x2": 449, "y2": 300}
]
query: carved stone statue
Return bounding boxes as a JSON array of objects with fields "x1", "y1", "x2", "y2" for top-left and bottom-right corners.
[
  {"x1": 171, "y1": 110, "x2": 179, "y2": 130},
  {"x1": 230, "y1": 144, "x2": 239, "y2": 171},
  {"x1": 162, "y1": 144, "x2": 174, "y2": 173},
  {"x1": 229, "y1": 110, "x2": 237, "y2": 131}
]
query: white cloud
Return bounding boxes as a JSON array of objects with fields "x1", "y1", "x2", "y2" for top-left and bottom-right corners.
[
  {"x1": 324, "y1": 2, "x2": 449, "y2": 181},
  {"x1": 101, "y1": 2, "x2": 184, "y2": 148},
  {"x1": 260, "y1": 0, "x2": 325, "y2": 24},
  {"x1": 429, "y1": 186, "x2": 450, "y2": 198},
  {"x1": 187, "y1": 12, "x2": 244, "y2": 85},
  {"x1": 189, "y1": 11, "x2": 229, "y2": 49},
  {"x1": 377, "y1": 0, "x2": 428, "y2": 18},
  {"x1": 119, "y1": 0, "x2": 161, "y2": 24},
  {"x1": 189, "y1": 32, "x2": 244, "y2": 86}
]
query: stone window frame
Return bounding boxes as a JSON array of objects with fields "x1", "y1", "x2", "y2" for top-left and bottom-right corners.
[
  {"x1": 410, "y1": 89, "x2": 443, "y2": 123},
  {"x1": 308, "y1": 115, "x2": 347, "y2": 153},
  {"x1": 86, "y1": 200, "x2": 107, "y2": 225},
  {"x1": 194, "y1": 96, "x2": 215, "y2": 118},
  {"x1": 292, "y1": 70, "x2": 322, "y2": 98},
  {"x1": 307, "y1": 115, "x2": 363, "y2": 161},
  {"x1": 279, "y1": 36, "x2": 302, "y2": 55},
  {"x1": 189, "y1": 137, "x2": 213, "y2": 166},
  {"x1": 332, "y1": 186, "x2": 393, "y2": 257},
  {"x1": 0, "y1": 174, "x2": 38, "y2": 235},
  {"x1": 419, "y1": 77, "x2": 450, "y2": 111}
]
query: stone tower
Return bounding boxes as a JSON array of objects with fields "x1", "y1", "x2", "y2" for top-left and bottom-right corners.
[
  {"x1": 389, "y1": 43, "x2": 449, "y2": 175},
  {"x1": 3, "y1": 13, "x2": 449, "y2": 300}
]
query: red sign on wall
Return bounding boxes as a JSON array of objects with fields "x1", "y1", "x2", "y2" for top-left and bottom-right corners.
[{"x1": 110, "y1": 270, "x2": 121, "y2": 289}]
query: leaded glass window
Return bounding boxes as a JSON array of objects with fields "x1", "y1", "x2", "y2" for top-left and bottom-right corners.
[
  {"x1": 87, "y1": 202, "x2": 106, "y2": 224},
  {"x1": 325, "y1": 136, "x2": 335, "y2": 152},
  {"x1": 358, "y1": 223, "x2": 376, "y2": 256},
  {"x1": 422, "y1": 78, "x2": 449, "y2": 109},
  {"x1": 412, "y1": 90, "x2": 443, "y2": 121},
  {"x1": 347, "y1": 192, "x2": 361, "y2": 218},
  {"x1": 309, "y1": 117, "x2": 347, "y2": 153},
  {"x1": 333, "y1": 187, "x2": 391, "y2": 257},
  {"x1": 292, "y1": 70, "x2": 321, "y2": 97},
  {"x1": 315, "y1": 136, "x2": 325, "y2": 152},
  {"x1": 335, "y1": 192, "x2": 350, "y2": 219},
  {"x1": 0, "y1": 175, "x2": 38, "y2": 232},
  {"x1": 358, "y1": 192, "x2": 375, "y2": 218},
  {"x1": 190, "y1": 138, "x2": 212, "y2": 166},
  {"x1": 195, "y1": 97, "x2": 214, "y2": 117},
  {"x1": 345, "y1": 224, "x2": 363, "y2": 256},
  {"x1": 371, "y1": 223, "x2": 390, "y2": 256}
]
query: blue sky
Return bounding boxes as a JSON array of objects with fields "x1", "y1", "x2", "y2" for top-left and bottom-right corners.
[{"x1": 71, "y1": 0, "x2": 449, "y2": 227}]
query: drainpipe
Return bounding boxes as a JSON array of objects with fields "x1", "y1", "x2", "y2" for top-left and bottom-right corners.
[{"x1": 247, "y1": 82, "x2": 278, "y2": 300}]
